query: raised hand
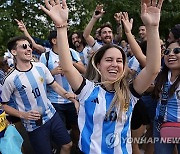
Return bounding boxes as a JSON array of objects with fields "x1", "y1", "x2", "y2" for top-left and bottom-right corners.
[
  {"x1": 41, "y1": 0, "x2": 68, "y2": 26},
  {"x1": 121, "y1": 12, "x2": 133, "y2": 33},
  {"x1": 114, "y1": 12, "x2": 122, "y2": 24},
  {"x1": 141, "y1": 0, "x2": 163, "y2": 26},
  {"x1": 93, "y1": 4, "x2": 105, "y2": 19},
  {"x1": 15, "y1": 19, "x2": 27, "y2": 32}
]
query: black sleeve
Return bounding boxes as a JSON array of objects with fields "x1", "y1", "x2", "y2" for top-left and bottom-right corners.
[
  {"x1": 129, "y1": 83, "x2": 141, "y2": 98},
  {"x1": 74, "y1": 78, "x2": 86, "y2": 95},
  {"x1": 92, "y1": 41, "x2": 96, "y2": 47},
  {"x1": 47, "y1": 79, "x2": 55, "y2": 85},
  {"x1": 1, "y1": 102, "x2": 8, "y2": 104}
]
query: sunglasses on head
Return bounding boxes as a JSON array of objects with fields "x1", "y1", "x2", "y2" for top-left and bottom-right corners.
[
  {"x1": 164, "y1": 48, "x2": 180, "y2": 55},
  {"x1": 19, "y1": 44, "x2": 32, "y2": 50}
]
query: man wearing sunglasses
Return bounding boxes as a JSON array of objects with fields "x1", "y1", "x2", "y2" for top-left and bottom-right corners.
[
  {"x1": 15, "y1": 19, "x2": 84, "y2": 152},
  {"x1": 0, "y1": 36, "x2": 76, "y2": 154}
]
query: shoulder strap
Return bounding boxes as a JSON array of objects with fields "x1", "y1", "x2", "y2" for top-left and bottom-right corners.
[
  {"x1": 45, "y1": 51, "x2": 50, "y2": 68},
  {"x1": 157, "y1": 81, "x2": 169, "y2": 128}
]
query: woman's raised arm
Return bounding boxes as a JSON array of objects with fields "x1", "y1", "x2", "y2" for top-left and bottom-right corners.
[
  {"x1": 41, "y1": 0, "x2": 83, "y2": 91},
  {"x1": 133, "y1": 0, "x2": 163, "y2": 95}
]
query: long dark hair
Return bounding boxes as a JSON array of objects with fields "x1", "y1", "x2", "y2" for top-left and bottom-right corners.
[
  {"x1": 69, "y1": 31, "x2": 87, "y2": 50},
  {"x1": 152, "y1": 42, "x2": 180, "y2": 99},
  {"x1": 153, "y1": 65, "x2": 180, "y2": 99}
]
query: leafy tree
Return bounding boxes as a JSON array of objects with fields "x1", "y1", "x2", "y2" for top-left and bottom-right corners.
[{"x1": 0, "y1": 0, "x2": 179, "y2": 56}]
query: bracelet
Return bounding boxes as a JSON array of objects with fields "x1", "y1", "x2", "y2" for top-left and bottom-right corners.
[{"x1": 56, "y1": 23, "x2": 68, "y2": 28}]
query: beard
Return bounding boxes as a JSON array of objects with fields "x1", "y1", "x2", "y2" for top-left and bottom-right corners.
[
  {"x1": 102, "y1": 36, "x2": 112, "y2": 44},
  {"x1": 73, "y1": 41, "x2": 81, "y2": 48}
]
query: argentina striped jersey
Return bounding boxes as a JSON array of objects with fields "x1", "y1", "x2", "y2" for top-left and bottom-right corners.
[
  {"x1": 40, "y1": 48, "x2": 80, "y2": 104},
  {"x1": 75, "y1": 79, "x2": 139, "y2": 154},
  {"x1": 0, "y1": 62, "x2": 56, "y2": 131},
  {"x1": 77, "y1": 46, "x2": 91, "y2": 66}
]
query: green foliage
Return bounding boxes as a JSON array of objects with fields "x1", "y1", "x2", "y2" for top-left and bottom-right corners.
[{"x1": 0, "y1": 0, "x2": 179, "y2": 56}]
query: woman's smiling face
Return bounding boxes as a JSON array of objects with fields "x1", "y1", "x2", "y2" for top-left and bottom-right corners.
[
  {"x1": 97, "y1": 47, "x2": 124, "y2": 82},
  {"x1": 164, "y1": 42, "x2": 180, "y2": 71}
]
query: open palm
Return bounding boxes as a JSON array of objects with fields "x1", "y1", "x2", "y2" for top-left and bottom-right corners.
[
  {"x1": 141, "y1": 6, "x2": 160, "y2": 26},
  {"x1": 121, "y1": 12, "x2": 133, "y2": 33},
  {"x1": 141, "y1": 0, "x2": 163, "y2": 26},
  {"x1": 41, "y1": 0, "x2": 68, "y2": 26}
]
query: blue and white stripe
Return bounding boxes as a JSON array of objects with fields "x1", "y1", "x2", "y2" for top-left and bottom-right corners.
[
  {"x1": 76, "y1": 46, "x2": 91, "y2": 66},
  {"x1": 91, "y1": 41, "x2": 103, "y2": 52},
  {"x1": 40, "y1": 49, "x2": 78, "y2": 104},
  {"x1": 1, "y1": 62, "x2": 56, "y2": 131},
  {"x1": 77, "y1": 79, "x2": 138, "y2": 154}
]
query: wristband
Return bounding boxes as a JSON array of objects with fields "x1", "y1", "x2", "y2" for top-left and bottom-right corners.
[{"x1": 56, "y1": 23, "x2": 68, "y2": 28}]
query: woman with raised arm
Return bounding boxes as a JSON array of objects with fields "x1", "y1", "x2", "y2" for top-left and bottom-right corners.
[{"x1": 41, "y1": 0, "x2": 163, "y2": 153}]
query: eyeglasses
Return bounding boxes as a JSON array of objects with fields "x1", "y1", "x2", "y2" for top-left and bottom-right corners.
[
  {"x1": 164, "y1": 48, "x2": 180, "y2": 55},
  {"x1": 18, "y1": 44, "x2": 32, "y2": 50}
]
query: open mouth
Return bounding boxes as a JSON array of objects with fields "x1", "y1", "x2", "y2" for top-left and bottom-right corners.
[
  {"x1": 168, "y1": 57, "x2": 178, "y2": 64},
  {"x1": 74, "y1": 41, "x2": 80, "y2": 45},
  {"x1": 25, "y1": 53, "x2": 31, "y2": 56},
  {"x1": 108, "y1": 70, "x2": 118, "y2": 75},
  {"x1": 105, "y1": 37, "x2": 111, "y2": 40}
]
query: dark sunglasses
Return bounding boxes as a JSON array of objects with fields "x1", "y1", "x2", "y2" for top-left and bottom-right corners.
[
  {"x1": 18, "y1": 44, "x2": 32, "y2": 50},
  {"x1": 161, "y1": 44, "x2": 165, "y2": 49},
  {"x1": 164, "y1": 48, "x2": 180, "y2": 55}
]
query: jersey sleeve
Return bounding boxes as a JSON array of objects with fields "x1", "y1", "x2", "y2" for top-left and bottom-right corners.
[
  {"x1": 129, "y1": 83, "x2": 142, "y2": 107},
  {"x1": 70, "y1": 48, "x2": 81, "y2": 62},
  {"x1": 74, "y1": 78, "x2": 95, "y2": 105},
  {"x1": 91, "y1": 41, "x2": 102, "y2": 52},
  {"x1": 39, "y1": 52, "x2": 46, "y2": 65}
]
